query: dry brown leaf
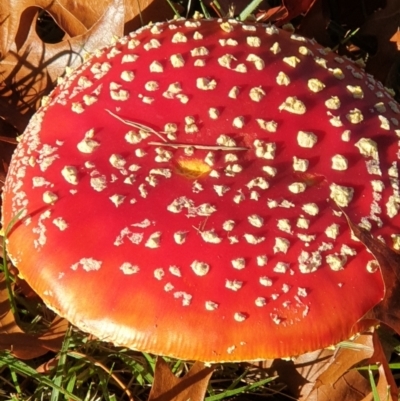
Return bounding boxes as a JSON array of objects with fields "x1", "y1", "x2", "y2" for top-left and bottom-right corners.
[
  {"x1": 314, "y1": 334, "x2": 374, "y2": 384},
  {"x1": 256, "y1": 6, "x2": 289, "y2": 23},
  {"x1": 346, "y1": 218, "x2": 400, "y2": 335},
  {"x1": 257, "y1": 0, "x2": 317, "y2": 24},
  {"x1": 148, "y1": 357, "x2": 214, "y2": 401},
  {"x1": 262, "y1": 349, "x2": 334, "y2": 397},
  {"x1": 0, "y1": 0, "x2": 126, "y2": 132},
  {"x1": 303, "y1": 330, "x2": 398, "y2": 400},
  {"x1": 308, "y1": 370, "x2": 373, "y2": 401},
  {"x1": 266, "y1": 329, "x2": 398, "y2": 400},
  {"x1": 0, "y1": 273, "x2": 68, "y2": 359},
  {"x1": 303, "y1": 331, "x2": 375, "y2": 401},
  {"x1": 0, "y1": 0, "x2": 173, "y2": 56},
  {"x1": 36, "y1": 356, "x2": 59, "y2": 373},
  {"x1": 294, "y1": 349, "x2": 334, "y2": 384},
  {"x1": 364, "y1": 364, "x2": 393, "y2": 401},
  {"x1": 0, "y1": 0, "x2": 173, "y2": 133},
  {"x1": 267, "y1": 350, "x2": 372, "y2": 401},
  {"x1": 361, "y1": 330, "x2": 398, "y2": 401},
  {"x1": 292, "y1": 349, "x2": 336, "y2": 398}
]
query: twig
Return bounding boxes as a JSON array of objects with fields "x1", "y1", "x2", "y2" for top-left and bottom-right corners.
[
  {"x1": 209, "y1": 1, "x2": 224, "y2": 18},
  {"x1": 147, "y1": 141, "x2": 249, "y2": 151},
  {"x1": 0, "y1": 136, "x2": 18, "y2": 145},
  {"x1": 105, "y1": 109, "x2": 167, "y2": 143}
]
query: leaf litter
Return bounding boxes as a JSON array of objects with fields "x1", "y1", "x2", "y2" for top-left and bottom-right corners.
[{"x1": 0, "y1": 273, "x2": 68, "y2": 360}]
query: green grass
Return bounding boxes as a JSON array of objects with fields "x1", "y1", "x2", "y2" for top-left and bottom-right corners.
[
  {"x1": 2, "y1": 320, "x2": 398, "y2": 400},
  {"x1": 0, "y1": 330, "x2": 277, "y2": 400}
]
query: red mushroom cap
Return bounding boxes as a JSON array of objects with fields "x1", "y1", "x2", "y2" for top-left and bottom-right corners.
[{"x1": 3, "y1": 18, "x2": 400, "y2": 362}]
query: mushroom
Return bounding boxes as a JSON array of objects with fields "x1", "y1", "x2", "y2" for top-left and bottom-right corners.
[{"x1": 2, "y1": 17, "x2": 400, "y2": 362}]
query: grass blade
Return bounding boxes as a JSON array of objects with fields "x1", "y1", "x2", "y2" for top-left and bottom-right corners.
[
  {"x1": 0, "y1": 352, "x2": 81, "y2": 401},
  {"x1": 238, "y1": 0, "x2": 263, "y2": 21},
  {"x1": 206, "y1": 376, "x2": 276, "y2": 401},
  {"x1": 50, "y1": 326, "x2": 73, "y2": 401}
]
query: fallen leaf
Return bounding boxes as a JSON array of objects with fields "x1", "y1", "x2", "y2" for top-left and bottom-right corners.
[
  {"x1": 304, "y1": 331, "x2": 375, "y2": 400},
  {"x1": 325, "y1": 333, "x2": 399, "y2": 401},
  {"x1": 0, "y1": 0, "x2": 126, "y2": 132},
  {"x1": 363, "y1": 333, "x2": 399, "y2": 401},
  {"x1": 36, "y1": 356, "x2": 59, "y2": 374},
  {"x1": 369, "y1": 364, "x2": 393, "y2": 401},
  {"x1": 362, "y1": 330, "x2": 399, "y2": 401},
  {"x1": 0, "y1": 273, "x2": 68, "y2": 359},
  {"x1": 346, "y1": 218, "x2": 400, "y2": 335},
  {"x1": 256, "y1": 6, "x2": 289, "y2": 23},
  {"x1": 0, "y1": 0, "x2": 173, "y2": 57},
  {"x1": 148, "y1": 357, "x2": 214, "y2": 401},
  {"x1": 265, "y1": 329, "x2": 398, "y2": 400},
  {"x1": 256, "y1": 0, "x2": 318, "y2": 24},
  {"x1": 315, "y1": 334, "x2": 374, "y2": 385},
  {"x1": 263, "y1": 349, "x2": 333, "y2": 397},
  {"x1": 0, "y1": 0, "x2": 174, "y2": 133}
]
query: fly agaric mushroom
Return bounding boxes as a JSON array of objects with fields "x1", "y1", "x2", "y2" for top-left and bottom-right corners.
[{"x1": 2, "y1": 17, "x2": 400, "y2": 362}]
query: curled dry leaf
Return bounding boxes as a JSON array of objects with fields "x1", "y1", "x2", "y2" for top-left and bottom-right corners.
[
  {"x1": 0, "y1": 0, "x2": 125, "y2": 133},
  {"x1": 266, "y1": 340, "x2": 374, "y2": 401},
  {"x1": 308, "y1": 330, "x2": 398, "y2": 401},
  {"x1": 262, "y1": 348, "x2": 334, "y2": 397},
  {"x1": 257, "y1": 0, "x2": 318, "y2": 24},
  {"x1": 0, "y1": 273, "x2": 68, "y2": 359},
  {"x1": 346, "y1": 217, "x2": 400, "y2": 336},
  {"x1": 148, "y1": 358, "x2": 215, "y2": 401},
  {"x1": 305, "y1": 332, "x2": 376, "y2": 401},
  {"x1": 36, "y1": 356, "x2": 59, "y2": 374},
  {"x1": 361, "y1": 330, "x2": 399, "y2": 401},
  {"x1": 0, "y1": 0, "x2": 173, "y2": 133},
  {"x1": 0, "y1": 0, "x2": 175, "y2": 57},
  {"x1": 256, "y1": 6, "x2": 289, "y2": 23},
  {"x1": 265, "y1": 329, "x2": 398, "y2": 400}
]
